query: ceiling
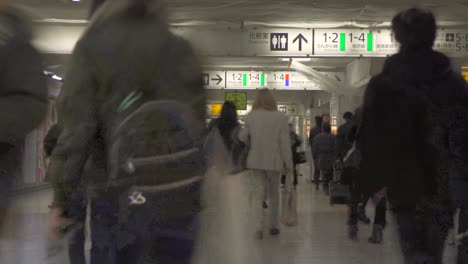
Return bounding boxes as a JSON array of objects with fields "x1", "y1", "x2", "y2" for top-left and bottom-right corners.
[{"x1": 14, "y1": 0, "x2": 468, "y2": 27}]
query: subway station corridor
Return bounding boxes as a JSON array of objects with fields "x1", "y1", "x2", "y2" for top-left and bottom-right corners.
[{"x1": 0, "y1": 166, "x2": 457, "y2": 264}]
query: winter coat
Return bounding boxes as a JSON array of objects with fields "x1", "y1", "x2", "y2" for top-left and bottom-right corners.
[
  {"x1": 0, "y1": 7, "x2": 47, "y2": 190},
  {"x1": 48, "y1": 0, "x2": 205, "y2": 208},
  {"x1": 308, "y1": 125, "x2": 322, "y2": 147},
  {"x1": 336, "y1": 121, "x2": 353, "y2": 159},
  {"x1": 239, "y1": 110, "x2": 293, "y2": 172},
  {"x1": 312, "y1": 133, "x2": 336, "y2": 171},
  {"x1": 358, "y1": 49, "x2": 468, "y2": 210}
]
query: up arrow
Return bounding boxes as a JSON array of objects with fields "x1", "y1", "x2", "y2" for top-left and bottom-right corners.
[
  {"x1": 211, "y1": 74, "x2": 223, "y2": 85},
  {"x1": 293, "y1": 34, "x2": 308, "y2": 51}
]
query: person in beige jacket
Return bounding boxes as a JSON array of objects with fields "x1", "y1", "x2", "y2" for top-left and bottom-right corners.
[{"x1": 239, "y1": 89, "x2": 293, "y2": 239}]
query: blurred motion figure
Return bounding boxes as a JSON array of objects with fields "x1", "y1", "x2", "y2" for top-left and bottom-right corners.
[
  {"x1": 0, "y1": 2, "x2": 47, "y2": 227},
  {"x1": 47, "y1": 0, "x2": 205, "y2": 263},
  {"x1": 359, "y1": 7, "x2": 468, "y2": 264}
]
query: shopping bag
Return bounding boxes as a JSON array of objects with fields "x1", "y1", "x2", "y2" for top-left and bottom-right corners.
[{"x1": 281, "y1": 189, "x2": 298, "y2": 227}]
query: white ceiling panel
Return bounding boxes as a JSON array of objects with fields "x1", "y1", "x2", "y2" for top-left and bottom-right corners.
[{"x1": 14, "y1": 0, "x2": 468, "y2": 27}]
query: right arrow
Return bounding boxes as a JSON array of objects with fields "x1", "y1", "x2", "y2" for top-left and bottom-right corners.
[
  {"x1": 211, "y1": 74, "x2": 223, "y2": 85},
  {"x1": 293, "y1": 33, "x2": 308, "y2": 51}
]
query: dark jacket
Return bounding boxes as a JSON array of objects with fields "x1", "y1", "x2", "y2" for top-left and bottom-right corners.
[
  {"x1": 291, "y1": 131, "x2": 301, "y2": 165},
  {"x1": 312, "y1": 133, "x2": 336, "y2": 171},
  {"x1": 308, "y1": 125, "x2": 322, "y2": 147},
  {"x1": 336, "y1": 121, "x2": 353, "y2": 159},
  {"x1": 0, "y1": 8, "x2": 47, "y2": 182},
  {"x1": 359, "y1": 49, "x2": 468, "y2": 209},
  {"x1": 48, "y1": 2, "x2": 205, "y2": 208}
]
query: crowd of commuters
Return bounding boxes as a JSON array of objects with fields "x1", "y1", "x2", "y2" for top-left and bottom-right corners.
[{"x1": 0, "y1": 0, "x2": 467, "y2": 263}]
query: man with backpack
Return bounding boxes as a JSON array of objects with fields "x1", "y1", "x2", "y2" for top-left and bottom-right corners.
[
  {"x1": 47, "y1": 0, "x2": 206, "y2": 263},
  {"x1": 359, "y1": 8, "x2": 468, "y2": 263},
  {"x1": 0, "y1": 3, "x2": 47, "y2": 227}
]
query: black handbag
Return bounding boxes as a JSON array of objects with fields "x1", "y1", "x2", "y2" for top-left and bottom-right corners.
[{"x1": 294, "y1": 151, "x2": 307, "y2": 164}]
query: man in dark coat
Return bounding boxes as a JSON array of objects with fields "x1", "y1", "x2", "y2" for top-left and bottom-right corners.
[
  {"x1": 336, "y1": 112, "x2": 354, "y2": 161},
  {"x1": 359, "y1": 8, "x2": 468, "y2": 264},
  {"x1": 309, "y1": 115, "x2": 323, "y2": 188},
  {"x1": 0, "y1": 4, "x2": 48, "y2": 226}
]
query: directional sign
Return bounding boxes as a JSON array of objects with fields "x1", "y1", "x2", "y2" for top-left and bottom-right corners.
[
  {"x1": 314, "y1": 29, "x2": 375, "y2": 56},
  {"x1": 245, "y1": 29, "x2": 313, "y2": 56},
  {"x1": 202, "y1": 71, "x2": 225, "y2": 89},
  {"x1": 266, "y1": 72, "x2": 320, "y2": 90},
  {"x1": 226, "y1": 71, "x2": 266, "y2": 89},
  {"x1": 293, "y1": 34, "x2": 308, "y2": 51}
]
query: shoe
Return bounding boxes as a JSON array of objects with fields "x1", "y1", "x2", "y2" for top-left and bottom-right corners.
[
  {"x1": 263, "y1": 201, "x2": 268, "y2": 209},
  {"x1": 256, "y1": 231, "x2": 264, "y2": 240},
  {"x1": 348, "y1": 224, "x2": 358, "y2": 241},
  {"x1": 358, "y1": 205, "x2": 371, "y2": 224},
  {"x1": 270, "y1": 228, "x2": 280, "y2": 236},
  {"x1": 368, "y1": 224, "x2": 383, "y2": 244}
]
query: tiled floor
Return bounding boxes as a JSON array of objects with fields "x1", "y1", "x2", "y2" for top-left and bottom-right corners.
[{"x1": 0, "y1": 167, "x2": 457, "y2": 263}]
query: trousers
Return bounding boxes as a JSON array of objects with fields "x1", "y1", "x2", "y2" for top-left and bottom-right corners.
[
  {"x1": 89, "y1": 190, "x2": 197, "y2": 264},
  {"x1": 252, "y1": 170, "x2": 280, "y2": 231}
]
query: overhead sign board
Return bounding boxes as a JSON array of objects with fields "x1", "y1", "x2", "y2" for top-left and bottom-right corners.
[
  {"x1": 226, "y1": 71, "x2": 266, "y2": 89},
  {"x1": 244, "y1": 29, "x2": 313, "y2": 56},
  {"x1": 202, "y1": 71, "x2": 225, "y2": 89},
  {"x1": 226, "y1": 92, "x2": 248, "y2": 110},
  {"x1": 314, "y1": 29, "x2": 375, "y2": 56},
  {"x1": 266, "y1": 71, "x2": 320, "y2": 90}
]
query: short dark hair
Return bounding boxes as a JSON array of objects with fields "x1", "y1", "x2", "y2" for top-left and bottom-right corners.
[
  {"x1": 322, "y1": 122, "x2": 331, "y2": 134},
  {"x1": 392, "y1": 8, "x2": 436, "y2": 51},
  {"x1": 343, "y1": 112, "x2": 353, "y2": 120}
]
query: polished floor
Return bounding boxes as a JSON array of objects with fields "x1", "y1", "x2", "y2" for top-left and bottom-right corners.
[{"x1": 0, "y1": 166, "x2": 458, "y2": 264}]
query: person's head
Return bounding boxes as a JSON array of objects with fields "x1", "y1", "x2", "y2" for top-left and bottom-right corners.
[
  {"x1": 315, "y1": 116, "x2": 323, "y2": 127},
  {"x1": 252, "y1": 89, "x2": 278, "y2": 111},
  {"x1": 219, "y1": 101, "x2": 238, "y2": 123},
  {"x1": 392, "y1": 7, "x2": 437, "y2": 51},
  {"x1": 322, "y1": 122, "x2": 331, "y2": 134},
  {"x1": 343, "y1": 112, "x2": 353, "y2": 122}
]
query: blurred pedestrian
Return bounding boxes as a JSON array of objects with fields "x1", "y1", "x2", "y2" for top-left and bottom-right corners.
[
  {"x1": 0, "y1": 3, "x2": 47, "y2": 227},
  {"x1": 207, "y1": 101, "x2": 246, "y2": 174},
  {"x1": 239, "y1": 89, "x2": 293, "y2": 239},
  {"x1": 336, "y1": 112, "x2": 353, "y2": 161},
  {"x1": 281, "y1": 124, "x2": 302, "y2": 189},
  {"x1": 309, "y1": 116, "x2": 323, "y2": 188},
  {"x1": 312, "y1": 123, "x2": 336, "y2": 194},
  {"x1": 359, "y1": 7, "x2": 468, "y2": 263},
  {"x1": 47, "y1": 0, "x2": 206, "y2": 263}
]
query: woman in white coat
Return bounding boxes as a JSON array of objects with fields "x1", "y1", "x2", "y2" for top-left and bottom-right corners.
[{"x1": 239, "y1": 89, "x2": 293, "y2": 239}]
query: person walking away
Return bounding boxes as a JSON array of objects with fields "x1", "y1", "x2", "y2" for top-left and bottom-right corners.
[
  {"x1": 359, "y1": 7, "x2": 468, "y2": 263},
  {"x1": 239, "y1": 89, "x2": 293, "y2": 239},
  {"x1": 336, "y1": 112, "x2": 354, "y2": 161},
  {"x1": 47, "y1": 1, "x2": 206, "y2": 263},
  {"x1": 282, "y1": 124, "x2": 301, "y2": 189},
  {"x1": 309, "y1": 116, "x2": 323, "y2": 188},
  {"x1": 206, "y1": 101, "x2": 246, "y2": 174},
  {"x1": 0, "y1": 3, "x2": 47, "y2": 227},
  {"x1": 312, "y1": 123, "x2": 336, "y2": 195}
]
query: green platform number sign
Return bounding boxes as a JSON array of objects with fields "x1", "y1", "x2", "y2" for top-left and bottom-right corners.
[{"x1": 225, "y1": 92, "x2": 247, "y2": 110}]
